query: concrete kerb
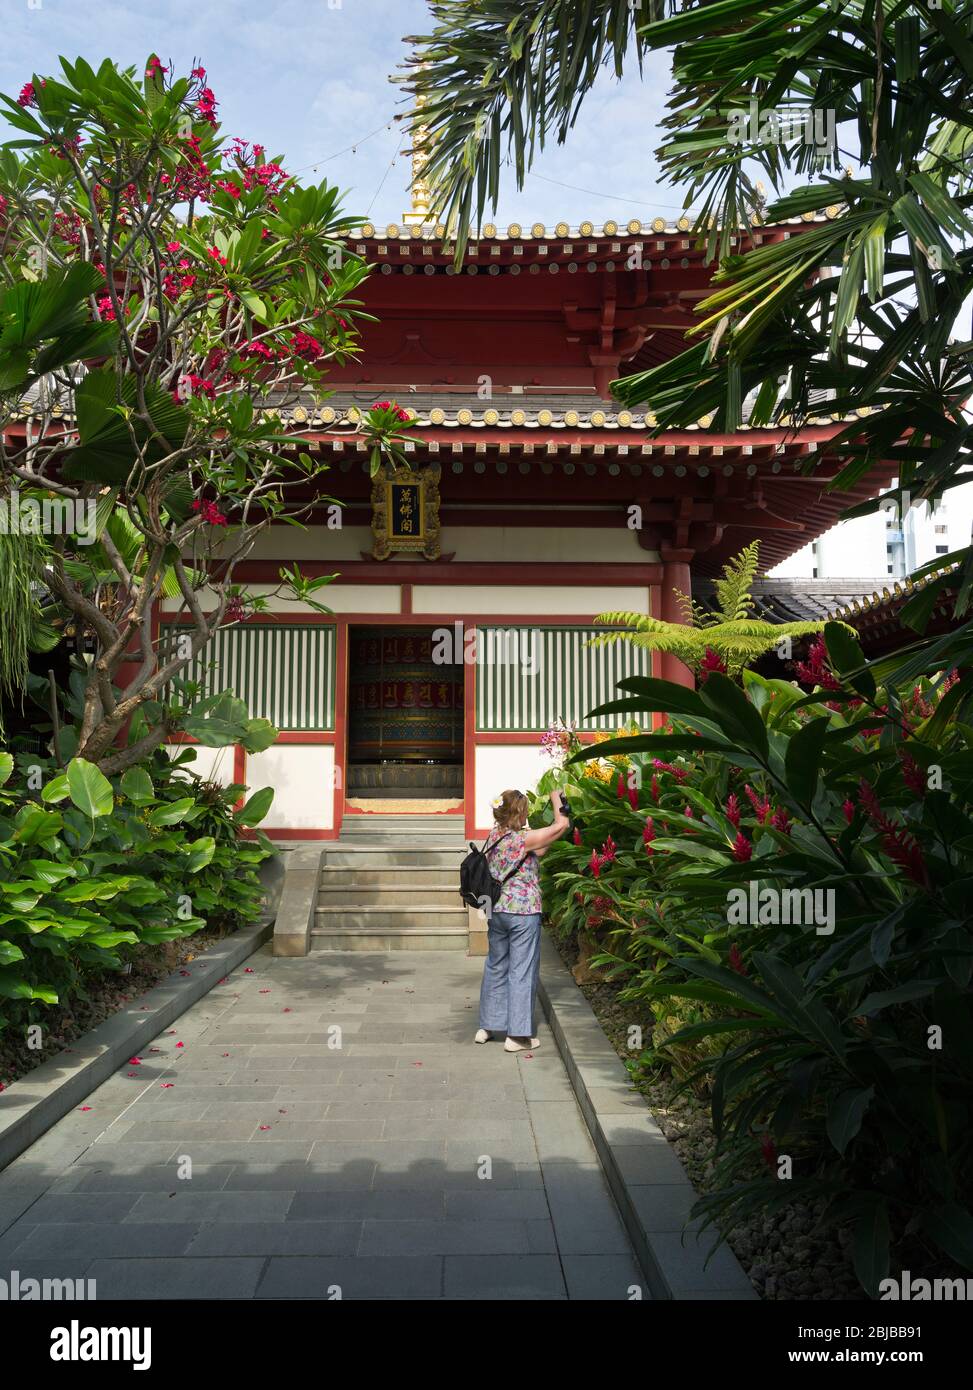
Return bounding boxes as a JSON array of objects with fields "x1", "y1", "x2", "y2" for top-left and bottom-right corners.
[
  {"x1": 0, "y1": 856, "x2": 284, "y2": 1172},
  {"x1": 272, "y1": 844, "x2": 326, "y2": 957},
  {"x1": 537, "y1": 931, "x2": 758, "y2": 1301}
]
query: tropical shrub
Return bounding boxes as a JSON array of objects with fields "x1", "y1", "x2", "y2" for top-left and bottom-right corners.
[
  {"x1": 0, "y1": 739, "x2": 273, "y2": 1031},
  {"x1": 527, "y1": 621, "x2": 973, "y2": 1294}
]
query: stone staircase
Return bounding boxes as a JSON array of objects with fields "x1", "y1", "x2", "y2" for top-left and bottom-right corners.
[{"x1": 311, "y1": 814, "x2": 471, "y2": 951}]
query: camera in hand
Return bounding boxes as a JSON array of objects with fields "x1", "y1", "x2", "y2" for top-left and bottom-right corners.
[{"x1": 559, "y1": 794, "x2": 582, "y2": 841}]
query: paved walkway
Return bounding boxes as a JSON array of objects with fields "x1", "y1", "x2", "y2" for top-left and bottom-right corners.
[{"x1": 0, "y1": 949, "x2": 646, "y2": 1300}]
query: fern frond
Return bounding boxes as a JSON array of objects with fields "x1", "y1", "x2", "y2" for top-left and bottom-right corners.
[
  {"x1": 714, "y1": 540, "x2": 761, "y2": 622},
  {"x1": 672, "y1": 588, "x2": 697, "y2": 626},
  {"x1": 593, "y1": 610, "x2": 654, "y2": 631}
]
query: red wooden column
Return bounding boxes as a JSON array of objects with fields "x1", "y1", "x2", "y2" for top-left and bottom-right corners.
[{"x1": 659, "y1": 548, "x2": 695, "y2": 690}]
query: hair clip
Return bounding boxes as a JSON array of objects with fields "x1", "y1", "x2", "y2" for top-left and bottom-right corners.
[{"x1": 491, "y1": 795, "x2": 503, "y2": 809}]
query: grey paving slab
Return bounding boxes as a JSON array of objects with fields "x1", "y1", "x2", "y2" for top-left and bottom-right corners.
[
  {"x1": 0, "y1": 947, "x2": 649, "y2": 1300},
  {"x1": 541, "y1": 1164, "x2": 634, "y2": 1255},
  {"x1": 256, "y1": 1255, "x2": 443, "y2": 1300},
  {"x1": 125, "y1": 1190, "x2": 295, "y2": 1223},
  {"x1": 444, "y1": 1254, "x2": 567, "y2": 1300},
  {"x1": 561, "y1": 1254, "x2": 648, "y2": 1300},
  {"x1": 290, "y1": 1190, "x2": 445, "y2": 1221},
  {"x1": 86, "y1": 1256, "x2": 264, "y2": 1299},
  {"x1": 188, "y1": 1220, "x2": 361, "y2": 1257},
  {"x1": 10, "y1": 1222, "x2": 202, "y2": 1260}
]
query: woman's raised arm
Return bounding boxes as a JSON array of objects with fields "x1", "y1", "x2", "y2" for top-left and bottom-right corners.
[{"x1": 522, "y1": 791, "x2": 570, "y2": 853}]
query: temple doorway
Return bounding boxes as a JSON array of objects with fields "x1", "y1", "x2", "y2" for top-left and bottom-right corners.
[{"x1": 345, "y1": 625, "x2": 464, "y2": 811}]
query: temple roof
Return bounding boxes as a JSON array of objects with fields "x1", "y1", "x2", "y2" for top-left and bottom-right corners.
[
  {"x1": 692, "y1": 578, "x2": 890, "y2": 625},
  {"x1": 349, "y1": 210, "x2": 843, "y2": 247},
  {"x1": 274, "y1": 389, "x2": 867, "y2": 434}
]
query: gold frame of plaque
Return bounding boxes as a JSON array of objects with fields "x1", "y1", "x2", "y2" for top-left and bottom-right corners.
[{"x1": 370, "y1": 462, "x2": 441, "y2": 560}]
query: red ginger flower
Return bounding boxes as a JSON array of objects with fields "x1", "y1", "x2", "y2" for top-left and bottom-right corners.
[
  {"x1": 760, "y1": 1134, "x2": 778, "y2": 1170},
  {"x1": 699, "y1": 646, "x2": 727, "y2": 681},
  {"x1": 770, "y1": 806, "x2": 791, "y2": 835},
  {"x1": 572, "y1": 827, "x2": 581, "y2": 846},
  {"x1": 899, "y1": 749, "x2": 926, "y2": 798},
  {"x1": 725, "y1": 793, "x2": 741, "y2": 829},
  {"x1": 650, "y1": 774, "x2": 660, "y2": 803},
  {"x1": 728, "y1": 943, "x2": 746, "y2": 976},
  {"x1": 857, "y1": 778, "x2": 927, "y2": 886},
  {"x1": 643, "y1": 818, "x2": 655, "y2": 855},
  {"x1": 842, "y1": 798, "x2": 855, "y2": 824},
  {"x1": 744, "y1": 784, "x2": 771, "y2": 824},
  {"x1": 652, "y1": 758, "x2": 688, "y2": 783},
  {"x1": 589, "y1": 849, "x2": 602, "y2": 879},
  {"x1": 627, "y1": 783, "x2": 639, "y2": 811},
  {"x1": 616, "y1": 772, "x2": 626, "y2": 800},
  {"x1": 794, "y1": 635, "x2": 841, "y2": 691},
  {"x1": 731, "y1": 832, "x2": 752, "y2": 862}
]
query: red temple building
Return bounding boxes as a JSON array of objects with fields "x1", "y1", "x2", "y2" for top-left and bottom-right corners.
[{"x1": 157, "y1": 197, "x2": 897, "y2": 853}]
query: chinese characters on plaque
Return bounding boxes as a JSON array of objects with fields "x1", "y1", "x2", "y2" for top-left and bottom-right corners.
[{"x1": 370, "y1": 463, "x2": 441, "y2": 560}]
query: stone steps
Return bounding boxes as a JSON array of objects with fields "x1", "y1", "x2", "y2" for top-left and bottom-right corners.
[
  {"x1": 321, "y1": 848, "x2": 466, "y2": 868},
  {"x1": 311, "y1": 820, "x2": 470, "y2": 950},
  {"x1": 317, "y1": 885, "x2": 459, "y2": 908},
  {"x1": 322, "y1": 867, "x2": 460, "y2": 888}
]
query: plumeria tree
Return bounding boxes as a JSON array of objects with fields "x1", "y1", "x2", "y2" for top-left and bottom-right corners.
[{"x1": 0, "y1": 55, "x2": 404, "y2": 773}]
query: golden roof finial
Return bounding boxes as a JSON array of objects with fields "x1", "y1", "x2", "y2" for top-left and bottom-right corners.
[{"x1": 403, "y1": 86, "x2": 432, "y2": 225}]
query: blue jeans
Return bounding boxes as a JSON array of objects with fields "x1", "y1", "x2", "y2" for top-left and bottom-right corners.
[{"x1": 478, "y1": 911, "x2": 542, "y2": 1039}]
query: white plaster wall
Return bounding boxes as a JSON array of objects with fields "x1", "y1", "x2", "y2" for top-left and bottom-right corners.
[
  {"x1": 243, "y1": 745, "x2": 335, "y2": 830},
  {"x1": 474, "y1": 744, "x2": 549, "y2": 828},
  {"x1": 440, "y1": 526, "x2": 653, "y2": 562},
  {"x1": 164, "y1": 743, "x2": 236, "y2": 786},
  {"x1": 242, "y1": 523, "x2": 653, "y2": 565},
  {"x1": 412, "y1": 585, "x2": 650, "y2": 616},
  {"x1": 243, "y1": 525, "x2": 373, "y2": 562},
  {"x1": 160, "y1": 583, "x2": 400, "y2": 614}
]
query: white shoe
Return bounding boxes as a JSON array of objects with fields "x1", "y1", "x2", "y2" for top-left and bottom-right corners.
[
  {"x1": 474, "y1": 1028, "x2": 493, "y2": 1044},
  {"x1": 503, "y1": 1036, "x2": 540, "y2": 1052}
]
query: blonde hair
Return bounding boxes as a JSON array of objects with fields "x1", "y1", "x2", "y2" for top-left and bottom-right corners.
[{"x1": 493, "y1": 789, "x2": 528, "y2": 830}]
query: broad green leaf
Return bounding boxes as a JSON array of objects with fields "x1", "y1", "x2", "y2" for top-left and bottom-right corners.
[
  {"x1": 234, "y1": 785, "x2": 274, "y2": 826},
  {"x1": 827, "y1": 1087, "x2": 874, "y2": 1156},
  {"x1": 66, "y1": 758, "x2": 114, "y2": 819}
]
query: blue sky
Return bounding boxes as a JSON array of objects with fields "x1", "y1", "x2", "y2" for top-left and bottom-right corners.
[{"x1": 0, "y1": 0, "x2": 685, "y2": 227}]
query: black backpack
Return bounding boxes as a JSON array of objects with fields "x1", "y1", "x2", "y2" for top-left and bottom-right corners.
[{"x1": 459, "y1": 831, "x2": 528, "y2": 917}]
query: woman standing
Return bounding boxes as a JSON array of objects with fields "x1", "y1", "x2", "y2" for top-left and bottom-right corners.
[{"x1": 475, "y1": 789, "x2": 570, "y2": 1053}]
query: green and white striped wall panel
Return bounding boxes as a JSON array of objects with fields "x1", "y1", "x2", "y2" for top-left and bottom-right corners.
[
  {"x1": 474, "y1": 626, "x2": 652, "y2": 732},
  {"x1": 162, "y1": 623, "x2": 336, "y2": 731}
]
